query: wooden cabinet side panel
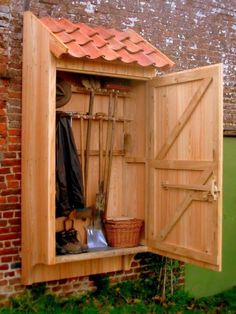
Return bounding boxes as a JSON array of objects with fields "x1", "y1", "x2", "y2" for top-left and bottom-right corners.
[{"x1": 22, "y1": 12, "x2": 56, "y2": 280}]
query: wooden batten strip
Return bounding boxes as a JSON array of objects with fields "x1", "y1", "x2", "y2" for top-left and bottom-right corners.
[
  {"x1": 151, "y1": 64, "x2": 220, "y2": 88},
  {"x1": 149, "y1": 241, "x2": 216, "y2": 265},
  {"x1": 125, "y1": 157, "x2": 146, "y2": 163},
  {"x1": 150, "y1": 160, "x2": 216, "y2": 170},
  {"x1": 159, "y1": 169, "x2": 212, "y2": 241},
  {"x1": 162, "y1": 182, "x2": 212, "y2": 192},
  {"x1": 156, "y1": 77, "x2": 213, "y2": 160},
  {"x1": 56, "y1": 58, "x2": 156, "y2": 80}
]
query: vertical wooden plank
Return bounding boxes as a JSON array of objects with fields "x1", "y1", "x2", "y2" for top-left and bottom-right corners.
[{"x1": 21, "y1": 12, "x2": 56, "y2": 283}]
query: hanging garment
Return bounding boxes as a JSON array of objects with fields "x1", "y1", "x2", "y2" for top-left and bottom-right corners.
[{"x1": 56, "y1": 112, "x2": 85, "y2": 217}]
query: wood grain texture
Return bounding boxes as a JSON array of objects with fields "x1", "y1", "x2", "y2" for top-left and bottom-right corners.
[
  {"x1": 22, "y1": 12, "x2": 56, "y2": 283},
  {"x1": 147, "y1": 64, "x2": 223, "y2": 271},
  {"x1": 57, "y1": 58, "x2": 155, "y2": 80},
  {"x1": 22, "y1": 13, "x2": 223, "y2": 284}
]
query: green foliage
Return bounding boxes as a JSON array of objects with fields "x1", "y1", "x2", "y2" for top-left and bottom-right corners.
[{"x1": 1, "y1": 266, "x2": 236, "y2": 313}]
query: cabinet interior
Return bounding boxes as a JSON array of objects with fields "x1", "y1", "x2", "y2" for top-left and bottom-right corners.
[{"x1": 55, "y1": 71, "x2": 148, "y2": 261}]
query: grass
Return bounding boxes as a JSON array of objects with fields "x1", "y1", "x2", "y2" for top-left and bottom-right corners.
[{"x1": 1, "y1": 278, "x2": 236, "y2": 313}]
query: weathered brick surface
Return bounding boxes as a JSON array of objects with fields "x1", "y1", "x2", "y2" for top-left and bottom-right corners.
[{"x1": 0, "y1": 0, "x2": 235, "y2": 303}]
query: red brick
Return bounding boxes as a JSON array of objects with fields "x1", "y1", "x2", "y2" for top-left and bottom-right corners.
[
  {"x1": 14, "y1": 173, "x2": 21, "y2": 180},
  {"x1": 0, "y1": 221, "x2": 7, "y2": 227},
  {"x1": 7, "y1": 196, "x2": 19, "y2": 203},
  {"x1": 14, "y1": 211, "x2": 21, "y2": 218},
  {"x1": 8, "y1": 129, "x2": 21, "y2": 136},
  {"x1": 8, "y1": 91, "x2": 21, "y2": 98},
  {"x1": 0, "y1": 116, "x2": 7, "y2": 123},
  {"x1": 4, "y1": 271, "x2": 15, "y2": 278},
  {"x1": 1, "y1": 256, "x2": 12, "y2": 263},
  {"x1": 4, "y1": 242, "x2": 12, "y2": 248},
  {"x1": 9, "y1": 137, "x2": 21, "y2": 144},
  {"x1": 3, "y1": 152, "x2": 16, "y2": 159},
  {"x1": 6, "y1": 175, "x2": 15, "y2": 181},
  {"x1": 0, "y1": 168, "x2": 10, "y2": 174},
  {"x1": 0, "y1": 280, "x2": 8, "y2": 286},
  {"x1": 8, "y1": 278, "x2": 21, "y2": 285},
  {"x1": 7, "y1": 181, "x2": 19, "y2": 189},
  {"x1": 0, "y1": 109, "x2": 6, "y2": 116},
  {"x1": 0, "y1": 196, "x2": 6, "y2": 203},
  {"x1": 12, "y1": 166, "x2": 21, "y2": 173},
  {"x1": 9, "y1": 218, "x2": 20, "y2": 225},
  {"x1": 0, "y1": 233, "x2": 18, "y2": 241},
  {"x1": 3, "y1": 211, "x2": 14, "y2": 218},
  {"x1": 1, "y1": 188, "x2": 21, "y2": 196},
  {"x1": 8, "y1": 144, "x2": 21, "y2": 151},
  {"x1": 0, "y1": 203, "x2": 20, "y2": 210},
  {"x1": 0, "y1": 264, "x2": 9, "y2": 271},
  {"x1": 10, "y1": 226, "x2": 20, "y2": 232},
  {"x1": 0, "y1": 227, "x2": 10, "y2": 234},
  {"x1": 0, "y1": 139, "x2": 7, "y2": 147},
  {"x1": 1, "y1": 159, "x2": 21, "y2": 167},
  {"x1": 12, "y1": 240, "x2": 21, "y2": 246},
  {"x1": 0, "y1": 123, "x2": 6, "y2": 133},
  {"x1": 0, "y1": 182, "x2": 7, "y2": 189}
]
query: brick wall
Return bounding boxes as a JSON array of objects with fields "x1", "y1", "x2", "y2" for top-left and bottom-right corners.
[{"x1": 0, "y1": 0, "x2": 235, "y2": 302}]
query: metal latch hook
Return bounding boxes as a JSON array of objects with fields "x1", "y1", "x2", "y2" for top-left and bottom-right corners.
[{"x1": 210, "y1": 178, "x2": 219, "y2": 201}]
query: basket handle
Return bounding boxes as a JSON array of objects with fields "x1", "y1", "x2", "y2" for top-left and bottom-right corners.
[{"x1": 63, "y1": 218, "x2": 74, "y2": 231}]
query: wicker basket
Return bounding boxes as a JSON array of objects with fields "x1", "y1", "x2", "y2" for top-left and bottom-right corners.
[{"x1": 104, "y1": 218, "x2": 143, "y2": 248}]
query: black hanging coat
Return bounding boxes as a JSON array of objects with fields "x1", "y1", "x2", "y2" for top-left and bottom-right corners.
[{"x1": 56, "y1": 112, "x2": 85, "y2": 217}]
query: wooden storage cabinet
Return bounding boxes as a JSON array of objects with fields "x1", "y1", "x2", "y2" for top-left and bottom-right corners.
[{"x1": 22, "y1": 12, "x2": 223, "y2": 284}]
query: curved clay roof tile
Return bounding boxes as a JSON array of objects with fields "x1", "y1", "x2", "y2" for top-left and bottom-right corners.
[
  {"x1": 40, "y1": 16, "x2": 65, "y2": 33},
  {"x1": 57, "y1": 18, "x2": 79, "y2": 33},
  {"x1": 40, "y1": 16, "x2": 174, "y2": 69}
]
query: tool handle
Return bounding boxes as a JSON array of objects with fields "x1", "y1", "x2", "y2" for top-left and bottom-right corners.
[
  {"x1": 84, "y1": 90, "x2": 95, "y2": 203},
  {"x1": 80, "y1": 117, "x2": 85, "y2": 189},
  {"x1": 104, "y1": 92, "x2": 118, "y2": 220}
]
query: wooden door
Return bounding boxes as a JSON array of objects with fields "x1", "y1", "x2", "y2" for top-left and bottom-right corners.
[{"x1": 147, "y1": 64, "x2": 223, "y2": 271}]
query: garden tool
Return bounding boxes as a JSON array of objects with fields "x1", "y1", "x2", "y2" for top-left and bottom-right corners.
[
  {"x1": 103, "y1": 92, "x2": 114, "y2": 204},
  {"x1": 86, "y1": 112, "x2": 108, "y2": 250},
  {"x1": 80, "y1": 115, "x2": 85, "y2": 188},
  {"x1": 84, "y1": 87, "x2": 95, "y2": 202},
  {"x1": 95, "y1": 112, "x2": 106, "y2": 213},
  {"x1": 103, "y1": 92, "x2": 118, "y2": 220}
]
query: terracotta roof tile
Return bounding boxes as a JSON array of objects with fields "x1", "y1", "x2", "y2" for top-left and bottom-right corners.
[
  {"x1": 56, "y1": 18, "x2": 79, "y2": 33},
  {"x1": 107, "y1": 37, "x2": 126, "y2": 51},
  {"x1": 56, "y1": 31, "x2": 75, "y2": 44},
  {"x1": 40, "y1": 16, "x2": 64, "y2": 33},
  {"x1": 40, "y1": 16, "x2": 174, "y2": 69},
  {"x1": 77, "y1": 22, "x2": 98, "y2": 37},
  {"x1": 69, "y1": 29, "x2": 92, "y2": 46},
  {"x1": 89, "y1": 34, "x2": 107, "y2": 48},
  {"x1": 122, "y1": 38, "x2": 143, "y2": 53}
]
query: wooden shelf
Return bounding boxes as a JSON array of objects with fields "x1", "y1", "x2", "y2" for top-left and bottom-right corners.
[{"x1": 55, "y1": 245, "x2": 148, "y2": 264}]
